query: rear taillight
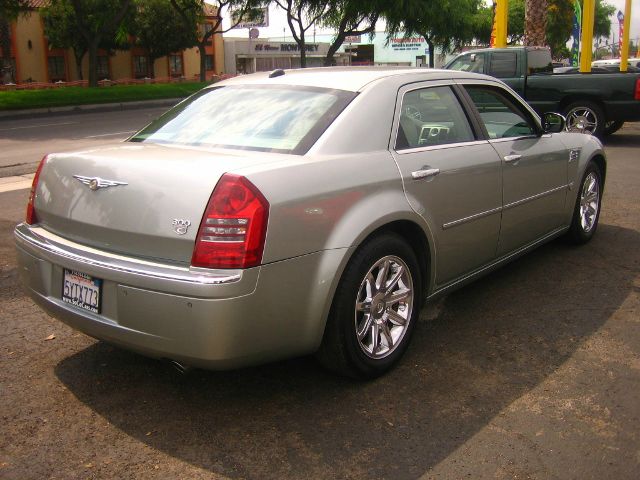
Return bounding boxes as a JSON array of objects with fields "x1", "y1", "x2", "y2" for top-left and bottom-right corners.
[
  {"x1": 26, "y1": 155, "x2": 48, "y2": 225},
  {"x1": 635, "y1": 78, "x2": 640, "y2": 100},
  {"x1": 191, "y1": 173, "x2": 269, "y2": 269}
]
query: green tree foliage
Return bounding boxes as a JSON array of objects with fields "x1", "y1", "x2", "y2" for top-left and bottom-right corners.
[
  {"x1": 68, "y1": 0, "x2": 134, "y2": 86},
  {"x1": 1, "y1": 0, "x2": 30, "y2": 83},
  {"x1": 593, "y1": 0, "x2": 615, "y2": 40},
  {"x1": 385, "y1": 0, "x2": 482, "y2": 68},
  {"x1": 42, "y1": 1, "x2": 88, "y2": 80},
  {"x1": 319, "y1": 0, "x2": 382, "y2": 66},
  {"x1": 133, "y1": 0, "x2": 197, "y2": 76}
]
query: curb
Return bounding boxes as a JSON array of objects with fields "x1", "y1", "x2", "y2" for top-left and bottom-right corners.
[{"x1": 0, "y1": 97, "x2": 184, "y2": 121}]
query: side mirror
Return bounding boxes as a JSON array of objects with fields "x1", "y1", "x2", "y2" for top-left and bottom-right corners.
[{"x1": 543, "y1": 112, "x2": 566, "y2": 134}]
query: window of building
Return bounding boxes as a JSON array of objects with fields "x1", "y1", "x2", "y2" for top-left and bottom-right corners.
[
  {"x1": 97, "y1": 56, "x2": 109, "y2": 79},
  {"x1": 134, "y1": 55, "x2": 149, "y2": 78},
  {"x1": 202, "y1": 23, "x2": 213, "y2": 36},
  {"x1": 255, "y1": 57, "x2": 272, "y2": 72},
  {"x1": 47, "y1": 56, "x2": 66, "y2": 81},
  {"x1": 169, "y1": 55, "x2": 183, "y2": 76},
  {"x1": 205, "y1": 55, "x2": 214, "y2": 71}
]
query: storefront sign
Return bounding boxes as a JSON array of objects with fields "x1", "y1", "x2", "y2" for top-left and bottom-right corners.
[
  {"x1": 390, "y1": 37, "x2": 426, "y2": 51},
  {"x1": 254, "y1": 43, "x2": 320, "y2": 52}
]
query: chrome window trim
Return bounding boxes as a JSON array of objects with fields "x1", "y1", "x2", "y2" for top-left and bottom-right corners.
[
  {"x1": 14, "y1": 223, "x2": 241, "y2": 285},
  {"x1": 442, "y1": 184, "x2": 569, "y2": 230},
  {"x1": 396, "y1": 139, "x2": 488, "y2": 155},
  {"x1": 488, "y1": 135, "x2": 539, "y2": 144}
]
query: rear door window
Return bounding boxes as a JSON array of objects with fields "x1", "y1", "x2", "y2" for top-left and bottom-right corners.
[{"x1": 396, "y1": 86, "x2": 475, "y2": 150}]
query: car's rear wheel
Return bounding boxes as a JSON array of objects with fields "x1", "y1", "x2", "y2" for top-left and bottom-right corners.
[
  {"x1": 566, "y1": 162, "x2": 603, "y2": 244},
  {"x1": 316, "y1": 233, "x2": 422, "y2": 379},
  {"x1": 564, "y1": 101, "x2": 605, "y2": 138},
  {"x1": 604, "y1": 120, "x2": 624, "y2": 136}
]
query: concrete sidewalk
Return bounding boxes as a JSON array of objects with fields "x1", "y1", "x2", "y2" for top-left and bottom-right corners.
[{"x1": 0, "y1": 97, "x2": 183, "y2": 121}]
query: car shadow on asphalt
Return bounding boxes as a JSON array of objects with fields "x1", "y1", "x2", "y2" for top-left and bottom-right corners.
[
  {"x1": 603, "y1": 130, "x2": 640, "y2": 147},
  {"x1": 54, "y1": 223, "x2": 639, "y2": 480}
]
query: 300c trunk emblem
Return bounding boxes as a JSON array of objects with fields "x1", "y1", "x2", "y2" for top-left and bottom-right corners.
[
  {"x1": 73, "y1": 175, "x2": 128, "y2": 191},
  {"x1": 172, "y1": 219, "x2": 191, "y2": 235}
]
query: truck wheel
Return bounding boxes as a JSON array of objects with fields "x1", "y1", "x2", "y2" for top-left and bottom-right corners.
[
  {"x1": 564, "y1": 101, "x2": 605, "y2": 138},
  {"x1": 316, "y1": 233, "x2": 422, "y2": 379},
  {"x1": 604, "y1": 120, "x2": 624, "y2": 136}
]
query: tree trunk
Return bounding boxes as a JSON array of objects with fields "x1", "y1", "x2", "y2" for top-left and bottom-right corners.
[
  {"x1": 198, "y1": 42, "x2": 207, "y2": 82},
  {"x1": 74, "y1": 49, "x2": 85, "y2": 81},
  {"x1": 525, "y1": 0, "x2": 547, "y2": 46},
  {"x1": 88, "y1": 41, "x2": 99, "y2": 87},
  {"x1": 324, "y1": 38, "x2": 342, "y2": 66},
  {"x1": 0, "y1": 19, "x2": 15, "y2": 84},
  {"x1": 298, "y1": 31, "x2": 306, "y2": 68},
  {"x1": 426, "y1": 37, "x2": 435, "y2": 68}
]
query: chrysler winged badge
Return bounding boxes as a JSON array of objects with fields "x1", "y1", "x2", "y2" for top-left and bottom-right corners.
[{"x1": 73, "y1": 175, "x2": 128, "y2": 191}]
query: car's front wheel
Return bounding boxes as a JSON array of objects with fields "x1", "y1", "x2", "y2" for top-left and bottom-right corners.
[
  {"x1": 566, "y1": 162, "x2": 603, "y2": 244},
  {"x1": 316, "y1": 233, "x2": 422, "y2": 379}
]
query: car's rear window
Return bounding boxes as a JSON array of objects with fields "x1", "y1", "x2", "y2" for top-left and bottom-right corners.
[{"x1": 129, "y1": 84, "x2": 356, "y2": 155}]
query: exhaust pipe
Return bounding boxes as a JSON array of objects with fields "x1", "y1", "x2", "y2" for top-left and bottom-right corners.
[{"x1": 168, "y1": 359, "x2": 192, "y2": 375}]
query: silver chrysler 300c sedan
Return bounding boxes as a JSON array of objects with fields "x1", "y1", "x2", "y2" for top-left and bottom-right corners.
[{"x1": 15, "y1": 68, "x2": 605, "y2": 378}]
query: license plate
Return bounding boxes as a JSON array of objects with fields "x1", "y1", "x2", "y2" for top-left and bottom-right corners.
[{"x1": 62, "y1": 269, "x2": 102, "y2": 314}]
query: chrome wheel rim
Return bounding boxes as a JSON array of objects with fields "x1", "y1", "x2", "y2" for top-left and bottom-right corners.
[
  {"x1": 355, "y1": 255, "x2": 414, "y2": 359},
  {"x1": 580, "y1": 172, "x2": 600, "y2": 233},
  {"x1": 566, "y1": 107, "x2": 598, "y2": 135}
]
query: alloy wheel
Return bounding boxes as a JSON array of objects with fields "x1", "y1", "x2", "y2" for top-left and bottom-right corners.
[
  {"x1": 580, "y1": 172, "x2": 600, "y2": 233},
  {"x1": 354, "y1": 255, "x2": 414, "y2": 359}
]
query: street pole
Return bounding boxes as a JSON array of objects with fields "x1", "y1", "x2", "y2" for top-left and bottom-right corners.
[
  {"x1": 494, "y1": 0, "x2": 508, "y2": 48},
  {"x1": 620, "y1": 0, "x2": 632, "y2": 71},
  {"x1": 580, "y1": 0, "x2": 595, "y2": 72}
]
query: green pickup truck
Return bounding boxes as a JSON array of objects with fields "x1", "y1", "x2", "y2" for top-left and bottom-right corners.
[{"x1": 445, "y1": 46, "x2": 640, "y2": 137}]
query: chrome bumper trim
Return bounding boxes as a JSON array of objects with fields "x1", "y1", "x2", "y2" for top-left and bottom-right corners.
[{"x1": 14, "y1": 223, "x2": 241, "y2": 285}]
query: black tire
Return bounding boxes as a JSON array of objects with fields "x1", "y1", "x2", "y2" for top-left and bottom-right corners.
[
  {"x1": 316, "y1": 233, "x2": 422, "y2": 379},
  {"x1": 566, "y1": 162, "x2": 603, "y2": 244},
  {"x1": 563, "y1": 101, "x2": 605, "y2": 138},
  {"x1": 604, "y1": 120, "x2": 624, "y2": 136}
]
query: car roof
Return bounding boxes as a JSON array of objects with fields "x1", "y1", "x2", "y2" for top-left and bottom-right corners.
[{"x1": 212, "y1": 67, "x2": 494, "y2": 92}]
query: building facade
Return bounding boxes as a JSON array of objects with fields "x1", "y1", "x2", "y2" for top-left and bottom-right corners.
[{"x1": 1, "y1": 1, "x2": 225, "y2": 85}]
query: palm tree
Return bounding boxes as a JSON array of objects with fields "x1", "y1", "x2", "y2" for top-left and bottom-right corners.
[{"x1": 524, "y1": 0, "x2": 547, "y2": 46}]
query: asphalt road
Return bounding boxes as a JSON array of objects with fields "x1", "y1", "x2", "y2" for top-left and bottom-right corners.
[
  {"x1": 0, "y1": 122, "x2": 639, "y2": 479},
  {"x1": 0, "y1": 106, "x2": 168, "y2": 176}
]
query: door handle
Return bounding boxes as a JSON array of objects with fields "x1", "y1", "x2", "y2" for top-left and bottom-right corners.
[
  {"x1": 504, "y1": 154, "x2": 522, "y2": 163},
  {"x1": 412, "y1": 168, "x2": 440, "y2": 179}
]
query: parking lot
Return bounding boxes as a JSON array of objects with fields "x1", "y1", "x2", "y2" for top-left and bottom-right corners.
[{"x1": 0, "y1": 118, "x2": 638, "y2": 479}]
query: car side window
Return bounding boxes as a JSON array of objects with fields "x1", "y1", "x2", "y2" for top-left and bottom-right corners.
[
  {"x1": 396, "y1": 86, "x2": 475, "y2": 150},
  {"x1": 488, "y1": 52, "x2": 517, "y2": 78},
  {"x1": 463, "y1": 85, "x2": 537, "y2": 139}
]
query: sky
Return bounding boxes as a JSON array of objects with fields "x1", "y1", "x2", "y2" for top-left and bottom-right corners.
[{"x1": 218, "y1": 1, "x2": 640, "y2": 45}]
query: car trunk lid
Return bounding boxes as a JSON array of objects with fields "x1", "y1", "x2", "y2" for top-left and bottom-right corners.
[{"x1": 33, "y1": 143, "x2": 273, "y2": 265}]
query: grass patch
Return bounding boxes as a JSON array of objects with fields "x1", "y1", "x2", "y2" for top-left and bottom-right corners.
[{"x1": 0, "y1": 82, "x2": 208, "y2": 111}]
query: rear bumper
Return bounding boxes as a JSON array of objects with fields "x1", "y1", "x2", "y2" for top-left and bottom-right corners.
[{"x1": 15, "y1": 223, "x2": 349, "y2": 369}]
